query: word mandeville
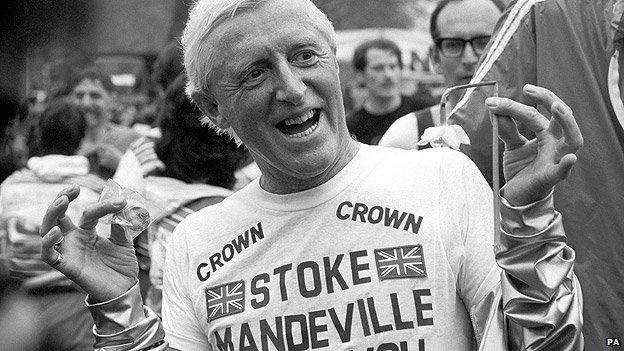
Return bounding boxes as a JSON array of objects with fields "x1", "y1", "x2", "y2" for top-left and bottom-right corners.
[{"x1": 213, "y1": 289, "x2": 433, "y2": 351}]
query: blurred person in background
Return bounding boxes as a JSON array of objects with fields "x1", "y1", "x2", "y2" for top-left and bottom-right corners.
[
  {"x1": 0, "y1": 94, "x2": 26, "y2": 183},
  {"x1": 379, "y1": 0, "x2": 504, "y2": 149},
  {"x1": 114, "y1": 73, "x2": 247, "y2": 315},
  {"x1": 347, "y1": 38, "x2": 436, "y2": 145},
  {"x1": 445, "y1": 0, "x2": 624, "y2": 346},
  {"x1": 69, "y1": 66, "x2": 141, "y2": 179},
  {"x1": 0, "y1": 99, "x2": 107, "y2": 350}
]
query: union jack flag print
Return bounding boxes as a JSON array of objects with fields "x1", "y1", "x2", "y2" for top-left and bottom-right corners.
[
  {"x1": 374, "y1": 245, "x2": 427, "y2": 280},
  {"x1": 205, "y1": 281, "x2": 245, "y2": 322}
]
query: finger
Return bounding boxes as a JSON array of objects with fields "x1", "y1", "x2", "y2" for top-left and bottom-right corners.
[
  {"x1": 56, "y1": 184, "x2": 81, "y2": 203},
  {"x1": 548, "y1": 115, "x2": 563, "y2": 139},
  {"x1": 54, "y1": 196, "x2": 77, "y2": 232},
  {"x1": 551, "y1": 101, "x2": 583, "y2": 151},
  {"x1": 494, "y1": 115, "x2": 528, "y2": 150},
  {"x1": 109, "y1": 223, "x2": 130, "y2": 246},
  {"x1": 54, "y1": 185, "x2": 81, "y2": 231},
  {"x1": 78, "y1": 198, "x2": 127, "y2": 230},
  {"x1": 485, "y1": 97, "x2": 550, "y2": 133},
  {"x1": 521, "y1": 84, "x2": 561, "y2": 111},
  {"x1": 552, "y1": 153, "x2": 578, "y2": 182},
  {"x1": 40, "y1": 195, "x2": 76, "y2": 237},
  {"x1": 41, "y1": 226, "x2": 65, "y2": 269}
]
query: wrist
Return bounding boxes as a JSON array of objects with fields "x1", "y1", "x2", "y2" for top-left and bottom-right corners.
[
  {"x1": 500, "y1": 178, "x2": 552, "y2": 207},
  {"x1": 87, "y1": 282, "x2": 146, "y2": 334},
  {"x1": 499, "y1": 186, "x2": 556, "y2": 236}
]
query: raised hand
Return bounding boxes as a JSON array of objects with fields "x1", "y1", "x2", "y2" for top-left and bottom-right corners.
[
  {"x1": 485, "y1": 84, "x2": 583, "y2": 206},
  {"x1": 40, "y1": 184, "x2": 138, "y2": 302}
]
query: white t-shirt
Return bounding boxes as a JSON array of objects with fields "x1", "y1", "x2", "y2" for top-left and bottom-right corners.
[{"x1": 162, "y1": 145, "x2": 500, "y2": 350}]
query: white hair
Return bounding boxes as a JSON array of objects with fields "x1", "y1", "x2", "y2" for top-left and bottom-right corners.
[{"x1": 181, "y1": 0, "x2": 336, "y2": 141}]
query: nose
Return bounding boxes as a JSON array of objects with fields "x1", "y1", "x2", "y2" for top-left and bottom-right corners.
[
  {"x1": 461, "y1": 44, "x2": 479, "y2": 66},
  {"x1": 384, "y1": 65, "x2": 399, "y2": 79},
  {"x1": 79, "y1": 94, "x2": 93, "y2": 107},
  {"x1": 275, "y1": 64, "x2": 305, "y2": 105}
]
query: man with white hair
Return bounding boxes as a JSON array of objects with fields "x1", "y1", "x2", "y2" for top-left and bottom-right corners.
[{"x1": 40, "y1": 0, "x2": 583, "y2": 349}]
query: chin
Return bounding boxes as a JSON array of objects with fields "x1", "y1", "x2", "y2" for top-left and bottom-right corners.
[{"x1": 457, "y1": 77, "x2": 473, "y2": 86}]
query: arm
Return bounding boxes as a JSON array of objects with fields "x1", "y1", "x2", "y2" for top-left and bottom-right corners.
[
  {"x1": 482, "y1": 85, "x2": 584, "y2": 349},
  {"x1": 39, "y1": 186, "x2": 173, "y2": 350},
  {"x1": 494, "y1": 190, "x2": 582, "y2": 350}
]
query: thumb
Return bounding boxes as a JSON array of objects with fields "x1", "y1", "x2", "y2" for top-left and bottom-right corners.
[
  {"x1": 554, "y1": 153, "x2": 577, "y2": 181},
  {"x1": 109, "y1": 223, "x2": 131, "y2": 246}
]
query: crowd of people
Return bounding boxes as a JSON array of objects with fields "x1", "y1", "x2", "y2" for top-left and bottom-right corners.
[{"x1": 0, "y1": 0, "x2": 623, "y2": 350}]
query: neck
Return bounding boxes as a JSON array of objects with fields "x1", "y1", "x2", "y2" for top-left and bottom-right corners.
[
  {"x1": 257, "y1": 139, "x2": 360, "y2": 194},
  {"x1": 364, "y1": 94, "x2": 402, "y2": 115}
]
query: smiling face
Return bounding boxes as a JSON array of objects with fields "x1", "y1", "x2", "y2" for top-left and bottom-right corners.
[
  {"x1": 70, "y1": 78, "x2": 111, "y2": 128},
  {"x1": 193, "y1": 0, "x2": 358, "y2": 193},
  {"x1": 433, "y1": 0, "x2": 501, "y2": 86}
]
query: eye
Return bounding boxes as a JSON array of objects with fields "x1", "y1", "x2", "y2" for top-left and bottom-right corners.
[
  {"x1": 472, "y1": 37, "x2": 491, "y2": 52},
  {"x1": 442, "y1": 39, "x2": 464, "y2": 50},
  {"x1": 243, "y1": 68, "x2": 266, "y2": 85},
  {"x1": 292, "y1": 50, "x2": 319, "y2": 66}
]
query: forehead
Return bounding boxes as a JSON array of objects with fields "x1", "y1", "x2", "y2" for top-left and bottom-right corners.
[
  {"x1": 73, "y1": 78, "x2": 108, "y2": 94},
  {"x1": 437, "y1": 0, "x2": 500, "y2": 37},
  {"x1": 366, "y1": 48, "x2": 399, "y2": 65},
  {"x1": 203, "y1": 0, "x2": 333, "y2": 74}
]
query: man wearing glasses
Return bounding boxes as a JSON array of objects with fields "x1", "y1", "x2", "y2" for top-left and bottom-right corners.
[{"x1": 379, "y1": 0, "x2": 504, "y2": 149}]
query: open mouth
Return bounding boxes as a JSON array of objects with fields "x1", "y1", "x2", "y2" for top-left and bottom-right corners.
[{"x1": 276, "y1": 109, "x2": 321, "y2": 138}]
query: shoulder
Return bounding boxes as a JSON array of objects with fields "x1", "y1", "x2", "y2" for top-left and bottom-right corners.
[
  {"x1": 403, "y1": 91, "x2": 436, "y2": 110},
  {"x1": 369, "y1": 144, "x2": 469, "y2": 173},
  {"x1": 171, "y1": 184, "x2": 255, "y2": 240},
  {"x1": 102, "y1": 124, "x2": 142, "y2": 151},
  {"x1": 377, "y1": 113, "x2": 418, "y2": 149}
]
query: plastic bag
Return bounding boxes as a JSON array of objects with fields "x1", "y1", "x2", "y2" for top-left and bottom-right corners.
[{"x1": 98, "y1": 179, "x2": 154, "y2": 242}]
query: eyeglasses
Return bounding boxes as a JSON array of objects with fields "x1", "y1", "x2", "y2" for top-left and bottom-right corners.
[{"x1": 435, "y1": 36, "x2": 492, "y2": 58}]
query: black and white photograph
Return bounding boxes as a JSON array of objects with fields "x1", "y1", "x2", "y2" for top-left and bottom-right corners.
[{"x1": 0, "y1": 0, "x2": 622, "y2": 350}]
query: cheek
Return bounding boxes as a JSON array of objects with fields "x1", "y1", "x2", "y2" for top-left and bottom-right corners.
[{"x1": 440, "y1": 58, "x2": 461, "y2": 75}]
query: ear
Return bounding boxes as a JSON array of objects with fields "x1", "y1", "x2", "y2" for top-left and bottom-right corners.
[
  {"x1": 355, "y1": 70, "x2": 366, "y2": 88},
  {"x1": 191, "y1": 90, "x2": 230, "y2": 129},
  {"x1": 428, "y1": 45, "x2": 441, "y2": 74}
]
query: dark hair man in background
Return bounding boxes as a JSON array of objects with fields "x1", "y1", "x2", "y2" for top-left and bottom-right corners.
[
  {"x1": 380, "y1": 0, "x2": 505, "y2": 149},
  {"x1": 445, "y1": 0, "x2": 624, "y2": 347},
  {"x1": 347, "y1": 38, "x2": 436, "y2": 145}
]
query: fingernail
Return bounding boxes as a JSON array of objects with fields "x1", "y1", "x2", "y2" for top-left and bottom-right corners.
[
  {"x1": 54, "y1": 196, "x2": 65, "y2": 206},
  {"x1": 485, "y1": 98, "x2": 498, "y2": 108},
  {"x1": 524, "y1": 84, "x2": 537, "y2": 94},
  {"x1": 554, "y1": 102, "x2": 567, "y2": 115},
  {"x1": 112, "y1": 198, "x2": 126, "y2": 206}
]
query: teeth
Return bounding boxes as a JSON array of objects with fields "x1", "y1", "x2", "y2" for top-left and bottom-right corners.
[
  {"x1": 284, "y1": 110, "x2": 314, "y2": 126},
  {"x1": 286, "y1": 119, "x2": 319, "y2": 138}
]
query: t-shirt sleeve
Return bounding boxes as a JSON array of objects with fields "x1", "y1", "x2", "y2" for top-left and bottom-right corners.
[
  {"x1": 378, "y1": 113, "x2": 421, "y2": 150},
  {"x1": 433, "y1": 150, "x2": 500, "y2": 344},
  {"x1": 162, "y1": 221, "x2": 212, "y2": 350},
  {"x1": 113, "y1": 149, "x2": 145, "y2": 191}
]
